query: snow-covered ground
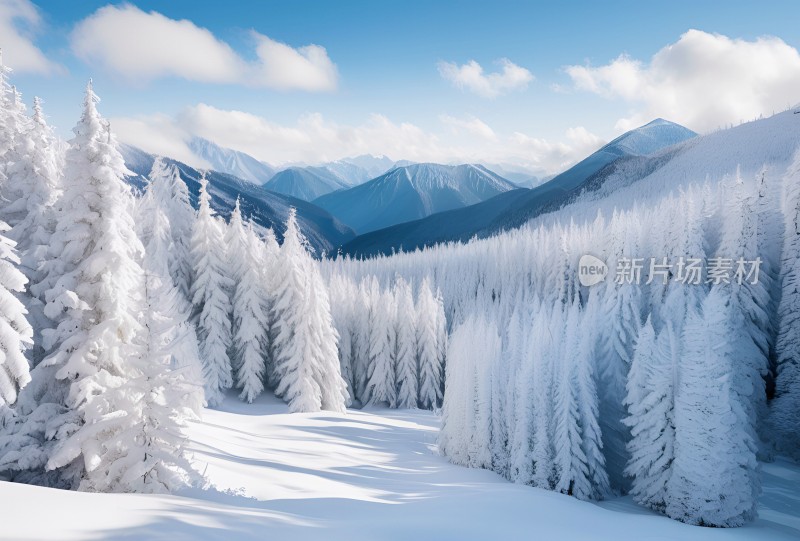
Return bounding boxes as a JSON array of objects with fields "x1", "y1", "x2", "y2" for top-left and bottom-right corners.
[{"x1": 2, "y1": 393, "x2": 798, "y2": 540}]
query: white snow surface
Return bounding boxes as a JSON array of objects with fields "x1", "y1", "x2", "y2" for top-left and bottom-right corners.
[{"x1": 1, "y1": 392, "x2": 798, "y2": 540}]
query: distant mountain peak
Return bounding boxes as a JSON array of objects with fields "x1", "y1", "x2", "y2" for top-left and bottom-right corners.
[
  {"x1": 314, "y1": 162, "x2": 517, "y2": 234},
  {"x1": 188, "y1": 137, "x2": 275, "y2": 185}
]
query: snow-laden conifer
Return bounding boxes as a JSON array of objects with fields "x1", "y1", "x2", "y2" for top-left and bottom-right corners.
[
  {"x1": 416, "y1": 276, "x2": 443, "y2": 409},
  {"x1": 190, "y1": 175, "x2": 233, "y2": 406},
  {"x1": 272, "y1": 209, "x2": 346, "y2": 412},
  {"x1": 393, "y1": 276, "x2": 418, "y2": 409}
]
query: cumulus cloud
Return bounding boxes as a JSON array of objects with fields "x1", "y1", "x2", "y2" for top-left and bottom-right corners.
[
  {"x1": 0, "y1": 0, "x2": 60, "y2": 74},
  {"x1": 71, "y1": 4, "x2": 337, "y2": 91},
  {"x1": 565, "y1": 29, "x2": 800, "y2": 132},
  {"x1": 440, "y1": 114, "x2": 496, "y2": 140},
  {"x1": 510, "y1": 126, "x2": 605, "y2": 173},
  {"x1": 113, "y1": 104, "x2": 602, "y2": 177},
  {"x1": 438, "y1": 58, "x2": 533, "y2": 98},
  {"x1": 110, "y1": 113, "x2": 211, "y2": 168}
]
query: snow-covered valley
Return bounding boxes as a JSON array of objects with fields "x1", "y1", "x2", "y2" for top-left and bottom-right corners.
[{"x1": 2, "y1": 393, "x2": 798, "y2": 541}]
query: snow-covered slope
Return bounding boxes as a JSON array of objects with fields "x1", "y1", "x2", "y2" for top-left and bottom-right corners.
[
  {"x1": 189, "y1": 138, "x2": 276, "y2": 185},
  {"x1": 314, "y1": 163, "x2": 518, "y2": 234},
  {"x1": 264, "y1": 166, "x2": 351, "y2": 201},
  {"x1": 121, "y1": 145, "x2": 355, "y2": 255},
  {"x1": 342, "y1": 119, "x2": 697, "y2": 256},
  {"x1": 1, "y1": 393, "x2": 797, "y2": 540}
]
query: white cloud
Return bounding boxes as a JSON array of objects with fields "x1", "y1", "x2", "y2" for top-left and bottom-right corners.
[
  {"x1": 0, "y1": 0, "x2": 60, "y2": 74},
  {"x1": 439, "y1": 114, "x2": 496, "y2": 140},
  {"x1": 113, "y1": 104, "x2": 603, "y2": 177},
  {"x1": 71, "y1": 4, "x2": 338, "y2": 91},
  {"x1": 565, "y1": 29, "x2": 800, "y2": 132},
  {"x1": 438, "y1": 58, "x2": 533, "y2": 98},
  {"x1": 110, "y1": 114, "x2": 210, "y2": 169},
  {"x1": 510, "y1": 126, "x2": 605, "y2": 173},
  {"x1": 251, "y1": 34, "x2": 337, "y2": 92}
]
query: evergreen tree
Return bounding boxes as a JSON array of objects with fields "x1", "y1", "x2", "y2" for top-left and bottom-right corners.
[
  {"x1": 394, "y1": 276, "x2": 418, "y2": 409},
  {"x1": 366, "y1": 287, "x2": 397, "y2": 407},
  {"x1": 597, "y1": 215, "x2": 642, "y2": 491},
  {"x1": 88, "y1": 203, "x2": 202, "y2": 493},
  {"x1": 416, "y1": 277, "x2": 443, "y2": 410},
  {"x1": 272, "y1": 209, "x2": 346, "y2": 413},
  {"x1": 141, "y1": 202, "x2": 203, "y2": 412},
  {"x1": 233, "y1": 221, "x2": 271, "y2": 403},
  {"x1": 329, "y1": 275, "x2": 356, "y2": 405},
  {"x1": 772, "y1": 151, "x2": 800, "y2": 459},
  {"x1": 0, "y1": 220, "x2": 32, "y2": 406},
  {"x1": 148, "y1": 159, "x2": 195, "y2": 302},
  {"x1": 623, "y1": 316, "x2": 676, "y2": 512},
  {"x1": 5, "y1": 97, "x2": 61, "y2": 273},
  {"x1": 190, "y1": 175, "x2": 233, "y2": 407},
  {"x1": 353, "y1": 277, "x2": 377, "y2": 404},
  {"x1": 530, "y1": 301, "x2": 555, "y2": 489},
  {"x1": 668, "y1": 288, "x2": 760, "y2": 527},
  {"x1": 2, "y1": 82, "x2": 147, "y2": 489}
]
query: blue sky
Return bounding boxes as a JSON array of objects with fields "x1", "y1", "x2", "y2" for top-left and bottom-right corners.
[{"x1": 4, "y1": 0, "x2": 800, "y2": 171}]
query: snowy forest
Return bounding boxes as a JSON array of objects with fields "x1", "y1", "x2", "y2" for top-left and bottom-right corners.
[
  {"x1": 0, "y1": 55, "x2": 798, "y2": 533},
  {"x1": 0, "y1": 69, "x2": 447, "y2": 493},
  {"x1": 324, "y1": 139, "x2": 800, "y2": 526}
]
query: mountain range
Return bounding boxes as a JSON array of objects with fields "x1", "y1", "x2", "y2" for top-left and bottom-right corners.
[
  {"x1": 124, "y1": 118, "x2": 705, "y2": 258},
  {"x1": 121, "y1": 144, "x2": 355, "y2": 255},
  {"x1": 341, "y1": 119, "x2": 697, "y2": 256},
  {"x1": 189, "y1": 137, "x2": 409, "y2": 194},
  {"x1": 313, "y1": 163, "x2": 518, "y2": 234},
  {"x1": 189, "y1": 137, "x2": 277, "y2": 185}
]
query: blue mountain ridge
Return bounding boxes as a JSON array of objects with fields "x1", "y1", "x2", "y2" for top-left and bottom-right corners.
[
  {"x1": 121, "y1": 144, "x2": 356, "y2": 256},
  {"x1": 340, "y1": 119, "x2": 697, "y2": 257},
  {"x1": 314, "y1": 163, "x2": 518, "y2": 234}
]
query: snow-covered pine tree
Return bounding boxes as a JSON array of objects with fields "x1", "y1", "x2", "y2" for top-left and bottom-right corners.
[
  {"x1": 232, "y1": 220, "x2": 272, "y2": 403},
  {"x1": 306, "y1": 261, "x2": 348, "y2": 412},
  {"x1": 439, "y1": 312, "x2": 498, "y2": 469},
  {"x1": 0, "y1": 49, "x2": 14, "y2": 162},
  {"x1": 190, "y1": 175, "x2": 234, "y2": 407},
  {"x1": 530, "y1": 300, "x2": 556, "y2": 489},
  {"x1": 597, "y1": 214, "x2": 642, "y2": 492},
  {"x1": 366, "y1": 287, "x2": 397, "y2": 407},
  {"x1": 393, "y1": 276, "x2": 418, "y2": 409},
  {"x1": 147, "y1": 159, "x2": 195, "y2": 301},
  {"x1": 259, "y1": 226, "x2": 281, "y2": 390},
  {"x1": 352, "y1": 277, "x2": 377, "y2": 404},
  {"x1": 272, "y1": 208, "x2": 346, "y2": 413},
  {"x1": 439, "y1": 315, "x2": 475, "y2": 466},
  {"x1": 508, "y1": 298, "x2": 539, "y2": 485},
  {"x1": 5, "y1": 97, "x2": 61, "y2": 270},
  {"x1": 3, "y1": 81, "x2": 148, "y2": 490},
  {"x1": 0, "y1": 77, "x2": 31, "y2": 217},
  {"x1": 552, "y1": 297, "x2": 609, "y2": 501},
  {"x1": 575, "y1": 298, "x2": 611, "y2": 500},
  {"x1": 667, "y1": 287, "x2": 760, "y2": 527},
  {"x1": 718, "y1": 174, "x2": 770, "y2": 437},
  {"x1": 623, "y1": 316, "x2": 677, "y2": 512},
  {"x1": 0, "y1": 220, "x2": 32, "y2": 406},
  {"x1": 329, "y1": 275, "x2": 356, "y2": 405},
  {"x1": 469, "y1": 313, "x2": 497, "y2": 470},
  {"x1": 416, "y1": 276, "x2": 442, "y2": 410},
  {"x1": 772, "y1": 151, "x2": 800, "y2": 459},
  {"x1": 85, "y1": 200, "x2": 203, "y2": 493},
  {"x1": 433, "y1": 286, "x2": 447, "y2": 400},
  {"x1": 140, "y1": 200, "x2": 203, "y2": 410}
]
